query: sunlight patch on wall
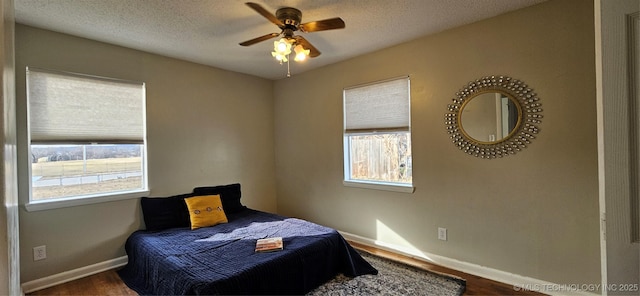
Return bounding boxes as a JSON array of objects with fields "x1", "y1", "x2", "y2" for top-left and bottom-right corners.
[{"x1": 376, "y1": 220, "x2": 433, "y2": 261}]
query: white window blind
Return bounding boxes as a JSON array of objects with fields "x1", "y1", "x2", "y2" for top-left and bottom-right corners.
[
  {"x1": 27, "y1": 68, "x2": 145, "y2": 143},
  {"x1": 344, "y1": 76, "x2": 410, "y2": 134}
]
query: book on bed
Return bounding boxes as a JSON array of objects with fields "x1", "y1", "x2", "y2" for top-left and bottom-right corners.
[{"x1": 255, "y1": 237, "x2": 283, "y2": 252}]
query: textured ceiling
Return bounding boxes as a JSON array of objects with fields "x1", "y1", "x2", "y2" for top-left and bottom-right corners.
[{"x1": 14, "y1": 0, "x2": 547, "y2": 80}]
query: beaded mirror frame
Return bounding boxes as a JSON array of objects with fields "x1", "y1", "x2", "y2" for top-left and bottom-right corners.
[{"x1": 444, "y1": 75, "x2": 543, "y2": 159}]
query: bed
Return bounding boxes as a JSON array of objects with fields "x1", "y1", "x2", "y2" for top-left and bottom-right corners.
[{"x1": 117, "y1": 183, "x2": 377, "y2": 295}]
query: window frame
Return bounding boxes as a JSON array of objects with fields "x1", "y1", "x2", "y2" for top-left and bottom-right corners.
[
  {"x1": 342, "y1": 76, "x2": 415, "y2": 193},
  {"x1": 25, "y1": 68, "x2": 149, "y2": 211}
]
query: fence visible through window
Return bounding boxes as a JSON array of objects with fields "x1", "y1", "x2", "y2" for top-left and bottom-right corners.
[
  {"x1": 31, "y1": 144, "x2": 143, "y2": 200},
  {"x1": 349, "y1": 133, "x2": 412, "y2": 184}
]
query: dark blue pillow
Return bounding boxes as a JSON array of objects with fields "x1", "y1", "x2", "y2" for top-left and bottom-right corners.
[
  {"x1": 140, "y1": 193, "x2": 193, "y2": 231},
  {"x1": 192, "y1": 183, "x2": 246, "y2": 214}
]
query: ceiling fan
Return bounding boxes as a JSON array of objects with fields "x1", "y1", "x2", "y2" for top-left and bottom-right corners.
[{"x1": 239, "y1": 2, "x2": 345, "y2": 60}]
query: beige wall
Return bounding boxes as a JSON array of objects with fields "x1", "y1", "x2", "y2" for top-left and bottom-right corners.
[
  {"x1": 15, "y1": 25, "x2": 276, "y2": 282},
  {"x1": 274, "y1": 0, "x2": 600, "y2": 286}
]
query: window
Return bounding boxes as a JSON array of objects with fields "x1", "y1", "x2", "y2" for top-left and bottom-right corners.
[
  {"x1": 26, "y1": 68, "x2": 148, "y2": 211},
  {"x1": 343, "y1": 76, "x2": 413, "y2": 192}
]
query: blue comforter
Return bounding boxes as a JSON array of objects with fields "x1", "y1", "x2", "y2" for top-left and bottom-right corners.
[{"x1": 118, "y1": 209, "x2": 377, "y2": 295}]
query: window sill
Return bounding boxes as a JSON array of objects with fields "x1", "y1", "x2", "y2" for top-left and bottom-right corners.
[
  {"x1": 25, "y1": 189, "x2": 149, "y2": 212},
  {"x1": 343, "y1": 180, "x2": 415, "y2": 193}
]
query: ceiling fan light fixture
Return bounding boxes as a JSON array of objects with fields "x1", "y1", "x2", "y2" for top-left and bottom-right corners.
[
  {"x1": 271, "y1": 51, "x2": 288, "y2": 63},
  {"x1": 272, "y1": 38, "x2": 293, "y2": 63},
  {"x1": 293, "y1": 44, "x2": 310, "y2": 62},
  {"x1": 273, "y1": 38, "x2": 292, "y2": 54}
]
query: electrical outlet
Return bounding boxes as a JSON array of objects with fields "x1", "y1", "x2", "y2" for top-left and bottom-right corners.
[
  {"x1": 33, "y1": 245, "x2": 46, "y2": 261},
  {"x1": 438, "y1": 227, "x2": 447, "y2": 241}
]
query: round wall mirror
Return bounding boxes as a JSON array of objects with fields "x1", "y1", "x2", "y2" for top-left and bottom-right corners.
[{"x1": 445, "y1": 75, "x2": 542, "y2": 159}]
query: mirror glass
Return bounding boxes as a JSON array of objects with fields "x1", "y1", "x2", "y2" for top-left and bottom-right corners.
[{"x1": 459, "y1": 91, "x2": 520, "y2": 144}]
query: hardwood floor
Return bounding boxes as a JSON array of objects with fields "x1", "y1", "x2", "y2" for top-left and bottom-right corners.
[
  {"x1": 349, "y1": 241, "x2": 544, "y2": 296},
  {"x1": 28, "y1": 269, "x2": 137, "y2": 296},
  {"x1": 28, "y1": 241, "x2": 545, "y2": 295}
]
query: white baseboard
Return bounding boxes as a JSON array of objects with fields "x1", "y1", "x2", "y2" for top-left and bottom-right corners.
[
  {"x1": 21, "y1": 256, "x2": 128, "y2": 294},
  {"x1": 340, "y1": 231, "x2": 600, "y2": 296}
]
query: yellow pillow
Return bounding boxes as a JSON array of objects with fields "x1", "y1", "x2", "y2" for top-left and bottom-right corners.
[{"x1": 184, "y1": 195, "x2": 228, "y2": 230}]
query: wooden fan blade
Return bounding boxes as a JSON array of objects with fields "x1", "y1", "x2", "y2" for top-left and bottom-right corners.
[
  {"x1": 245, "y1": 2, "x2": 284, "y2": 28},
  {"x1": 239, "y1": 33, "x2": 280, "y2": 46},
  {"x1": 300, "y1": 17, "x2": 345, "y2": 32},
  {"x1": 294, "y1": 36, "x2": 321, "y2": 57}
]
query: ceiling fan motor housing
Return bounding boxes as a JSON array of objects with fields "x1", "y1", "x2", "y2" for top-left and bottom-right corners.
[{"x1": 276, "y1": 7, "x2": 302, "y2": 29}]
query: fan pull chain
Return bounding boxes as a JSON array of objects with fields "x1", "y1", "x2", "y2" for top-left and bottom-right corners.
[{"x1": 287, "y1": 56, "x2": 291, "y2": 78}]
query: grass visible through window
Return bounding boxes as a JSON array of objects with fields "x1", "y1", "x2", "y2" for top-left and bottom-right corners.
[{"x1": 31, "y1": 148, "x2": 143, "y2": 200}]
